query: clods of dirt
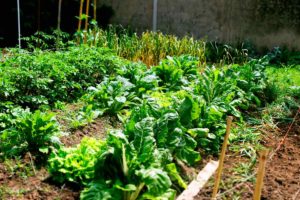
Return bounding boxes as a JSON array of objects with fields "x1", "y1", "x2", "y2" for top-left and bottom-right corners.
[
  {"x1": 195, "y1": 118, "x2": 300, "y2": 200},
  {"x1": 0, "y1": 159, "x2": 79, "y2": 200},
  {"x1": 261, "y1": 121, "x2": 300, "y2": 200},
  {"x1": 60, "y1": 118, "x2": 108, "y2": 147}
]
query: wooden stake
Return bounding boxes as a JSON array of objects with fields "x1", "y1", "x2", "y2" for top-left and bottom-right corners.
[
  {"x1": 77, "y1": 0, "x2": 84, "y2": 44},
  {"x1": 93, "y1": 0, "x2": 97, "y2": 20},
  {"x1": 253, "y1": 150, "x2": 269, "y2": 200},
  {"x1": 84, "y1": 0, "x2": 91, "y2": 44},
  {"x1": 78, "y1": 0, "x2": 84, "y2": 32},
  {"x1": 212, "y1": 116, "x2": 233, "y2": 199},
  {"x1": 93, "y1": 0, "x2": 97, "y2": 46},
  {"x1": 177, "y1": 160, "x2": 219, "y2": 200}
]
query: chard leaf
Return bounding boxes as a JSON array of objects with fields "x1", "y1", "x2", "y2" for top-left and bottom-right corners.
[
  {"x1": 137, "y1": 168, "x2": 172, "y2": 196},
  {"x1": 132, "y1": 117, "x2": 156, "y2": 164},
  {"x1": 175, "y1": 147, "x2": 201, "y2": 166},
  {"x1": 166, "y1": 163, "x2": 187, "y2": 189},
  {"x1": 140, "y1": 188, "x2": 176, "y2": 200},
  {"x1": 178, "y1": 96, "x2": 193, "y2": 126},
  {"x1": 187, "y1": 128, "x2": 209, "y2": 138},
  {"x1": 114, "y1": 184, "x2": 137, "y2": 192},
  {"x1": 80, "y1": 181, "x2": 121, "y2": 200}
]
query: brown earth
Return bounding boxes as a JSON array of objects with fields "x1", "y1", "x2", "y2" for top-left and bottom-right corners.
[
  {"x1": 0, "y1": 115, "x2": 120, "y2": 200},
  {"x1": 1, "y1": 106, "x2": 299, "y2": 200},
  {"x1": 60, "y1": 117, "x2": 109, "y2": 147},
  {"x1": 196, "y1": 117, "x2": 300, "y2": 200},
  {"x1": 0, "y1": 156, "x2": 79, "y2": 200},
  {"x1": 261, "y1": 119, "x2": 300, "y2": 200}
]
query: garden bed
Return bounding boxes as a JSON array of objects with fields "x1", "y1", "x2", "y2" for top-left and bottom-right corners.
[{"x1": 196, "y1": 115, "x2": 300, "y2": 200}]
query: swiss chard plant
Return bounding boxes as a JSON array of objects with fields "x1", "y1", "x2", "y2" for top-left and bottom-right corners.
[
  {"x1": 0, "y1": 110, "x2": 61, "y2": 158},
  {"x1": 83, "y1": 76, "x2": 141, "y2": 121}
]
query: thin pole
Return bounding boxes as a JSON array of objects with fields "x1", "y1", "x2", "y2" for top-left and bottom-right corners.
[
  {"x1": 77, "y1": 0, "x2": 84, "y2": 44},
  {"x1": 17, "y1": 0, "x2": 21, "y2": 48},
  {"x1": 57, "y1": 0, "x2": 62, "y2": 30},
  {"x1": 93, "y1": 0, "x2": 97, "y2": 20},
  {"x1": 78, "y1": 0, "x2": 84, "y2": 32},
  {"x1": 93, "y1": 0, "x2": 97, "y2": 46},
  {"x1": 153, "y1": 0, "x2": 158, "y2": 32},
  {"x1": 212, "y1": 116, "x2": 233, "y2": 199},
  {"x1": 37, "y1": 0, "x2": 41, "y2": 48},
  {"x1": 84, "y1": 0, "x2": 90, "y2": 44}
]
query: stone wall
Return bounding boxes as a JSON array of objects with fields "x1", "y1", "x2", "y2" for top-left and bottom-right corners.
[{"x1": 98, "y1": 0, "x2": 300, "y2": 49}]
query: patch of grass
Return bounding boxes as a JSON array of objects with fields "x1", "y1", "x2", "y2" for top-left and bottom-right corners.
[
  {"x1": 0, "y1": 185, "x2": 10, "y2": 199},
  {"x1": 261, "y1": 65, "x2": 300, "y2": 124},
  {"x1": 230, "y1": 123, "x2": 262, "y2": 158},
  {"x1": 3, "y1": 158, "x2": 34, "y2": 179},
  {"x1": 266, "y1": 65, "x2": 300, "y2": 88}
]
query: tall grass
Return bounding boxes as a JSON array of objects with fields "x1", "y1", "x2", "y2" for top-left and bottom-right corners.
[{"x1": 85, "y1": 26, "x2": 206, "y2": 66}]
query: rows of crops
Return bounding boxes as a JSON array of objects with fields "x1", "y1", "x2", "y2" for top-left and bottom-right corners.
[{"x1": 0, "y1": 42, "x2": 275, "y2": 199}]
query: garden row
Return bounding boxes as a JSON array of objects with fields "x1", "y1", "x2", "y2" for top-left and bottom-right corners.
[{"x1": 0, "y1": 45, "x2": 271, "y2": 199}]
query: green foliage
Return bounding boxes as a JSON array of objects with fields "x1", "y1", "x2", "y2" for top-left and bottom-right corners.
[
  {"x1": 205, "y1": 41, "x2": 249, "y2": 64},
  {"x1": 0, "y1": 46, "x2": 127, "y2": 108},
  {"x1": 0, "y1": 110, "x2": 61, "y2": 158},
  {"x1": 21, "y1": 30, "x2": 71, "y2": 50},
  {"x1": 81, "y1": 125, "x2": 177, "y2": 200},
  {"x1": 153, "y1": 55, "x2": 200, "y2": 91},
  {"x1": 48, "y1": 137, "x2": 104, "y2": 185},
  {"x1": 83, "y1": 76, "x2": 140, "y2": 121},
  {"x1": 0, "y1": 102, "x2": 30, "y2": 132},
  {"x1": 83, "y1": 25, "x2": 206, "y2": 66},
  {"x1": 2, "y1": 39, "x2": 272, "y2": 199},
  {"x1": 267, "y1": 47, "x2": 300, "y2": 66}
]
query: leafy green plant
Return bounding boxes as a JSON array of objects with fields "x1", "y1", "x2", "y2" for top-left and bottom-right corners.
[
  {"x1": 21, "y1": 30, "x2": 71, "y2": 50},
  {"x1": 48, "y1": 137, "x2": 104, "y2": 185},
  {"x1": 69, "y1": 104, "x2": 101, "y2": 129},
  {"x1": 0, "y1": 110, "x2": 61, "y2": 158},
  {"x1": 83, "y1": 76, "x2": 140, "y2": 121},
  {"x1": 0, "y1": 46, "x2": 126, "y2": 108},
  {"x1": 81, "y1": 127, "x2": 177, "y2": 200},
  {"x1": 152, "y1": 55, "x2": 200, "y2": 91}
]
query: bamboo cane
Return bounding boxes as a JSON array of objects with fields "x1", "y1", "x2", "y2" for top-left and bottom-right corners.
[
  {"x1": 93, "y1": 0, "x2": 97, "y2": 46},
  {"x1": 78, "y1": 0, "x2": 84, "y2": 32},
  {"x1": 93, "y1": 0, "x2": 97, "y2": 20},
  {"x1": 212, "y1": 116, "x2": 233, "y2": 199},
  {"x1": 84, "y1": 0, "x2": 90, "y2": 44},
  {"x1": 253, "y1": 150, "x2": 269, "y2": 200}
]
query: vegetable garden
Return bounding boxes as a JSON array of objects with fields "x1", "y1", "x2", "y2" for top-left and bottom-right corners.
[{"x1": 0, "y1": 28, "x2": 300, "y2": 200}]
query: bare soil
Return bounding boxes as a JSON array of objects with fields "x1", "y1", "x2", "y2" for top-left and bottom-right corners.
[
  {"x1": 261, "y1": 120, "x2": 300, "y2": 200},
  {"x1": 0, "y1": 157, "x2": 79, "y2": 200},
  {"x1": 0, "y1": 116, "x2": 119, "y2": 200},
  {"x1": 1, "y1": 108, "x2": 299, "y2": 200},
  {"x1": 196, "y1": 117, "x2": 300, "y2": 200},
  {"x1": 60, "y1": 118, "x2": 108, "y2": 147}
]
